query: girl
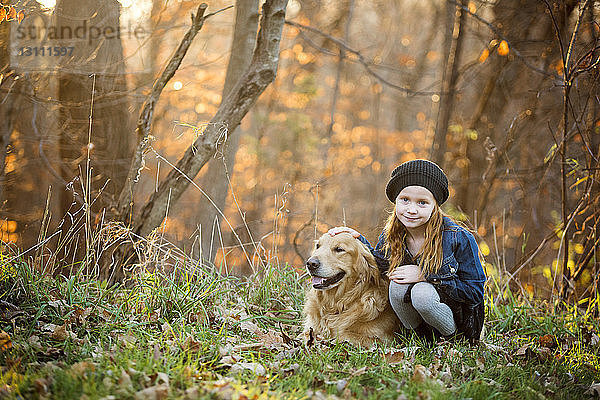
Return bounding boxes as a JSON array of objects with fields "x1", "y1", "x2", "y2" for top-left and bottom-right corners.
[{"x1": 329, "y1": 159, "x2": 486, "y2": 343}]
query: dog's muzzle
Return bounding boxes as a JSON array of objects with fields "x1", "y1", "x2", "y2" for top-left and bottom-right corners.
[{"x1": 306, "y1": 256, "x2": 346, "y2": 290}]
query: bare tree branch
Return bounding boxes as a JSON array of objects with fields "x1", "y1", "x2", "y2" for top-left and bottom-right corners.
[
  {"x1": 114, "y1": 3, "x2": 217, "y2": 223},
  {"x1": 133, "y1": 0, "x2": 288, "y2": 238},
  {"x1": 327, "y1": 0, "x2": 354, "y2": 136},
  {"x1": 430, "y1": 0, "x2": 467, "y2": 166},
  {"x1": 285, "y1": 19, "x2": 439, "y2": 96},
  {"x1": 448, "y1": 0, "x2": 557, "y2": 78}
]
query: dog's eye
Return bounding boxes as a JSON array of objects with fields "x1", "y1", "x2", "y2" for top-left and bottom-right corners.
[
  {"x1": 315, "y1": 243, "x2": 321, "y2": 249},
  {"x1": 333, "y1": 246, "x2": 345, "y2": 253}
]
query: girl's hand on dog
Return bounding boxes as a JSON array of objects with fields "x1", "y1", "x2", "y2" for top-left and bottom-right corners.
[
  {"x1": 327, "y1": 226, "x2": 361, "y2": 238},
  {"x1": 388, "y1": 264, "x2": 423, "y2": 283}
]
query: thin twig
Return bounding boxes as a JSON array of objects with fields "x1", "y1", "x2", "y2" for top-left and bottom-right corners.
[
  {"x1": 115, "y1": 3, "x2": 225, "y2": 221},
  {"x1": 449, "y1": 0, "x2": 556, "y2": 78},
  {"x1": 285, "y1": 19, "x2": 440, "y2": 96},
  {"x1": 327, "y1": 0, "x2": 354, "y2": 136},
  {"x1": 149, "y1": 147, "x2": 256, "y2": 271}
]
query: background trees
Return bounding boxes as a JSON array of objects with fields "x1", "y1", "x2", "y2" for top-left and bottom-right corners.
[{"x1": 0, "y1": 0, "x2": 598, "y2": 305}]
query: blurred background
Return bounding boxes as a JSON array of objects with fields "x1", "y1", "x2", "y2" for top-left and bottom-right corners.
[{"x1": 0, "y1": 0, "x2": 598, "y2": 302}]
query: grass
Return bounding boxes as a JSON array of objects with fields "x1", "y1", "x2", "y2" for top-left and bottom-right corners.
[{"x1": 0, "y1": 253, "x2": 599, "y2": 399}]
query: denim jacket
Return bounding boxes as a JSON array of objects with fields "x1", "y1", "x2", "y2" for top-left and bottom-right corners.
[{"x1": 358, "y1": 216, "x2": 486, "y2": 306}]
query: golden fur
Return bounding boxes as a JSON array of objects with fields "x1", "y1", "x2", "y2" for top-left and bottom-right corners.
[{"x1": 303, "y1": 233, "x2": 400, "y2": 346}]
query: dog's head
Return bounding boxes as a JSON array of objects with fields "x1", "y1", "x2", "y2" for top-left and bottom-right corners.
[{"x1": 305, "y1": 233, "x2": 378, "y2": 290}]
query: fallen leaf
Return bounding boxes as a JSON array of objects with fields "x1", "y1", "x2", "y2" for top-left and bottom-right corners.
[
  {"x1": 384, "y1": 350, "x2": 404, "y2": 364},
  {"x1": 306, "y1": 327, "x2": 314, "y2": 347},
  {"x1": 325, "y1": 379, "x2": 348, "y2": 392},
  {"x1": 38, "y1": 347, "x2": 65, "y2": 361},
  {"x1": 220, "y1": 354, "x2": 240, "y2": 365},
  {"x1": 476, "y1": 356, "x2": 485, "y2": 370},
  {"x1": 118, "y1": 368, "x2": 133, "y2": 390},
  {"x1": 398, "y1": 346, "x2": 421, "y2": 361},
  {"x1": 149, "y1": 372, "x2": 169, "y2": 387},
  {"x1": 0, "y1": 331, "x2": 12, "y2": 351},
  {"x1": 187, "y1": 310, "x2": 206, "y2": 324},
  {"x1": 71, "y1": 304, "x2": 92, "y2": 325},
  {"x1": 184, "y1": 386, "x2": 199, "y2": 399},
  {"x1": 51, "y1": 325, "x2": 69, "y2": 341},
  {"x1": 181, "y1": 336, "x2": 201, "y2": 353},
  {"x1": 412, "y1": 364, "x2": 430, "y2": 383},
  {"x1": 281, "y1": 362, "x2": 300, "y2": 375},
  {"x1": 439, "y1": 371, "x2": 452, "y2": 384},
  {"x1": 42, "y1": 323, "x2": 58, "y2": 333},
  {"x1": 278, "y1": 326, "x2": 298, "y2": 346},
  {"x1": 27, "y1": 335, "x2": 42, "y2": 351},
  {"x1": 539, "y1": 334, "x2": 557, "y2": 349},
  {"x1": 240, "y1": 319, "x2": 260, "y2": 334},
  {"x1": 71, "y1": 361, "x2": 95, "y2": 377},
  {"x1": 536, "y1": 347, "x2": 553, "y2": 362},
  {"x1": 47, "y1": 300, "x2": 68, "y2": 312},
  {"x1": 229, "y1": 362, "x2": 266, "y2": 376},
  {"x1": 209, "y1": 379, "x2": 236, "y2": 399},
  {"x1": 515, "y1": 343, "x2": 532, "y2": 358},
  {"x1": 134, "y1": 384, "x2": 168, "y2": 400},
  {"x1": 257, "y1": 329, "x2": 285, "y2": 348},
  {"x1": 118, "y1": 334, "x2": 137, "y2": 347},
  {"x1": 0, "y1": 300, "x2": 24, "y2": 320},
  {"x1": 483, "y1": 342, "x2": 504, "y2": 352}
]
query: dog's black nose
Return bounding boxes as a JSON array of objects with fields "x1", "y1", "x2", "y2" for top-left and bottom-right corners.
[{"x1": 306, "y1": 257, "x2": 320, "y2": 273}]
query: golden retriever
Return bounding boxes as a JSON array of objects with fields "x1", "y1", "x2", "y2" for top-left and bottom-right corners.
[{"x1": 303, "y1": 232, "x2": 400, "y2": 346}]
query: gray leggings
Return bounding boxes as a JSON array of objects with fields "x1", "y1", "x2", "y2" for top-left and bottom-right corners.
[{"x1": 388, "y1": 281, "x2": 456, "y2": 336}]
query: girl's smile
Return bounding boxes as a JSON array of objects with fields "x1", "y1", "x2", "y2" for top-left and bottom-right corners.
[{"x1": 395, "y1": 185, "x2": 436, "y2": 232}]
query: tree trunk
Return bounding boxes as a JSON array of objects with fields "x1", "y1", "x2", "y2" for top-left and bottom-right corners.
[
  {"x1": 56, "y1": 0, "x2": 132, "y2": 213},
  {"x1": 0, "y1": 3, "x2": 53, "y2": 248},
  {"x1": 108, "y1": 0, "x2": 288, "y2": 281},
  {"x1": 134, "y1": 0, "x2": 287, "y2": 239},
  {"x1": 429, "y1": 0, "x2": 466, "y2": 167},
  {"x1": 454, "y1": 0, "x2": 578, "y2": 277},
  {"x1": 194, "y1": 0, "x2": 259, "y2": 264},
  {"x1": 55, "y1": 0, "x2": 133, "y2": 265},
  {"x1": 0, "y1": 19, "x2": 21, "y2": 212}
]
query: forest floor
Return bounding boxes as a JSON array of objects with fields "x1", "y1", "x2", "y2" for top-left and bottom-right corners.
[{"x1": 0, "y1": 256, "x2": 599, "y2": 399}]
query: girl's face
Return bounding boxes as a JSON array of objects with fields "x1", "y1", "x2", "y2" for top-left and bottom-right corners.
[{"x1": 395, "y1": 185, "x2": 436, "y2": 230}]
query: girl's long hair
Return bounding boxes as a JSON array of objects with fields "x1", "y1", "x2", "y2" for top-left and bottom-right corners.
[{"x1": 383, "y1": 205, "x2": 445, "y2": 277}]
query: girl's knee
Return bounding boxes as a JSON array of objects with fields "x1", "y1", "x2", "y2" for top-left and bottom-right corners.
[
  {"x1": 388, "y1": 282, "x2": 410, "y2": 303},
  {"x1": 410, "y1": 282, "x2": 438, "y2": 312}
]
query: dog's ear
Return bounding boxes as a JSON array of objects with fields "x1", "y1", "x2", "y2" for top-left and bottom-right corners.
[{"x1": 357, "y1": 241, "x2": 379, "y2": 283}]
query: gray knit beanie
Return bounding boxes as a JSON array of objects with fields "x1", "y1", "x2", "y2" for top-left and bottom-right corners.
[{"x1": 385, "y1": 159, "x2": 449, "y2": 204}]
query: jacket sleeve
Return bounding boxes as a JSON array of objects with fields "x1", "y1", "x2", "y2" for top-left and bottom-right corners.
[
  {"x1": 357, "y1": 232, "x2": 390, "y2": 273},
  {"x1": 433, "y1": 229, "x2": 486, "y2": 305}
]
